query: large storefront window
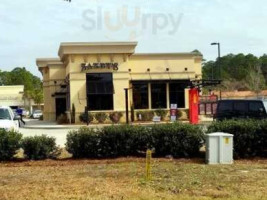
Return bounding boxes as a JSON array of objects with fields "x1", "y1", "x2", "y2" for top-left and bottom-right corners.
[
  {"x1": 151, "y1": 83, "x2": 167, "y2": 109},
  {"x1": 132, "y1": 82, "x2": 148, "y2": 109},
  {"x1": 86, "y1": 73, "x2": 113, "y2": 111},
  {"x1": 169, "y1": 83, "x2": 185, "y2": 108}
]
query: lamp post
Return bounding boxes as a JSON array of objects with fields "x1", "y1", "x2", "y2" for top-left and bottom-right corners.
[{"x1": 211, "y1": 42, "x2": 221, "y2": 79}]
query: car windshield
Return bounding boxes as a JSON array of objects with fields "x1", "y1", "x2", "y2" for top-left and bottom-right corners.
[
  {"x1": 263, "y1": 101, "x2": 267, "y2": 112},
  {"x1": 0, "y1": 108, "x2": 11, "y2": 120},
  {"x1": 34, "y1": 110, "x2": 42, "y2": 114}
]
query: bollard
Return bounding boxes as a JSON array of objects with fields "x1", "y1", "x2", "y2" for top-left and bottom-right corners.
[{"x1": 146, "y1": 149, "x2": 152, "y2": 181}]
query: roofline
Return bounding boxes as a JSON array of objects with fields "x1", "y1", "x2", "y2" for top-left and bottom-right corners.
[
  {"x1": 36, "y1": 58, "x2": 63, "y2": 68},
  {"x1": 58, "y1": 41, "x2": 138, "y2": 59},
  {"x1": 36, "y1": 58, "x2": 61, "y2": 62},
  {"x1": 132, "y1": 52, "x2": 202, "y2": 57}
]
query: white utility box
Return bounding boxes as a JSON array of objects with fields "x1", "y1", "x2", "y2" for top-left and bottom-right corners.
[{"x1": 206, "y1": 132, "x2": 233, "y2": 164}]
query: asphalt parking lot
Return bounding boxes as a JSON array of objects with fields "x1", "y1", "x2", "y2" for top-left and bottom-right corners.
[
  {"x1": 19, "y1": 128, "x2": 76, "y2": 147},
  {"x1": 18, "y1": 119, "x2": 78, "y2": 147}
]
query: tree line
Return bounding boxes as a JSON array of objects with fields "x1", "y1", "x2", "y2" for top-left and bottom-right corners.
[
  {"x1": 202, "y1": 53, "x2": 267, "y2": 92},
  {"x1": 0, "y1": 67, "x2": 43, "y2": 105}
]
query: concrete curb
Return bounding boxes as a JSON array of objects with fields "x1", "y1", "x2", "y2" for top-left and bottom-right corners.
[
  {"x1": 22, "y1": 125, "x2": 83, "y2": 130},
  {"x1": 21, "y1": 120, "x2": 213, "y2": 130}
]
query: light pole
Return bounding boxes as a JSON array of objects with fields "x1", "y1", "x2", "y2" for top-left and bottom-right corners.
[{"x1": 211, "y1": 42, "x2": 221, "y2": 79}]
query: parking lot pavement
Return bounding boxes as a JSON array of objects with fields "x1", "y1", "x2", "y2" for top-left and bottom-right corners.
[{"x1": 19, "y1": 128, "x2": 78, "y2": 147}]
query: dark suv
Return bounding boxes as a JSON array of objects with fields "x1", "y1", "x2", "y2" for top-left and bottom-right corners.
[{"x1": 215, "y1": 99, "x2": 267, "y2": 120}]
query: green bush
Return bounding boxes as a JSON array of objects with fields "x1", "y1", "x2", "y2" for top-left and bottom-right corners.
[
  {"x1": 79, "y1": 112, "x2": 94, "y2": 124},
  {"x1": 208, "y1": 119, "x2": 267, "y2": 158},
  {"x1": 136, "y1": 111, "x2": 154, "y2": 121},
  {"x1": 66, "y1": 127, "x2": 100, "y2": 158},
  {"x1": 66, "y1": 123, "x2": 204, "y2": 158},
  {"x1": 151, "y1": 123, "x2": 204, "y2": 157},
  {"x1": 57, "y1": 114, "x2": 68, "y2": 124},
  {"x1": 21, "y1": 135, "x2": 58, "y2": 160},
  {"x1": 95, "y1": 112, "x2": 108, "y2": 123},
  {"x1": 0, "y1": 129, "x2": 22, "y2": 161},
  {"x1": 71, "y1": 103, "x2": 76, "y2": 124},
  {"x1": 176, "y1": 110, "x2": 183, "y2": 119},
  {"x1": 109, "y1": 112, "x2": 123, "y2": 123},
  {"x1": 176, "y1": 109, "x2": 189, "y2": 120},
  {"x1": 99, "y1": 125, "x2": 151, "y2": 157},
  {"x1": 154, "y1": 109, "x2": 168, "y2": 120}
]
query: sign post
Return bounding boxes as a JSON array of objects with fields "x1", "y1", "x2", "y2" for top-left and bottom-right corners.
[
  {"x1": 146, "y1": 149, "x2": 152, "y2": 181},
  {"x1": 170, "y1": 104, "x2": 177, "y2": 122}
]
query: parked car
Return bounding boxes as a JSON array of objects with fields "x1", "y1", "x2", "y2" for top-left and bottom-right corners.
[
  {"x1": 214, "y1": 99, "x2": 267, "y2": 120},
  {"x1": 22, "y1": 109, "x2": 29, "y2": 117},
  {"x1": 32, "y1": 110, "x2": 43, "y2": 119},
  {"x1": 0, "y1": 106, "x2": 20, "y2": 131}
]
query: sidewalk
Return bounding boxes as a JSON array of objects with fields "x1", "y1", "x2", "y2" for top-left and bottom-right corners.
[
  {"x1": 23, "y1": 119, "x2": 83, "y2": 129},
  {"x1": 23, "y1": 118, "x2": 213, "y2": 129}
]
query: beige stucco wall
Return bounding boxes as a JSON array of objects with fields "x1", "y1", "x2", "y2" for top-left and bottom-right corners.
[
  {"x1": 41, "y1": 64, "x2": 66, "y2": 121},
  {"x1": 0, "y1": 85, "x2": 24, "y2": 107}
]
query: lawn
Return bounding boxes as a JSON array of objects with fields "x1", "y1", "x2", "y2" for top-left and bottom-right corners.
[{"x1": 0, "y1": 158, "x2": 266, "y2": 200}]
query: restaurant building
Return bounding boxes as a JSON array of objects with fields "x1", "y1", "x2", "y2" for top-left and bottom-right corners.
[{"x1": 36, "y1": 42, "x2": 202, "y2": 122}]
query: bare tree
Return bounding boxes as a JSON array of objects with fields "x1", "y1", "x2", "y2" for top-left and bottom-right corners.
[{"x1": 245, "y1": 65, "x2": 265, "y2": 96}]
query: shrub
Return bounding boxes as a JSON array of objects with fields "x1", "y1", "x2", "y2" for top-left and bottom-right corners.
[
  {"x1": 184, "y1": 109, "x2": 189, "y2": 119},
  {"x1": 109, "y1": 112, "x2": 123, "y2": 123},
  {"x1": 151, "y1": 123, "x2": 204, "y2": 157},
  {"x1": 0, "y1": 129, "x2": 22, "y2": 161},
  {"x1": 99, "y1": 125, "x2": 151, "y2": 157},
  {"x1": 208, "y1": 119, "x2": 267, "y2": 158},
  {"x1": 21, "y1": 135, "x2": 57, "y2": 160},
  {"x1": 71, "y1": 103, "x2": 76, "y2": 124},
  {"x1": 95, "y1": 112, "x2": 108, "y2": 123},
  {"x1": 57, "y1": 114, "x2": 68, "y2": 124},
  {"x1": 66, "y1": 123, "x2": 204, "y2": 158},
  {"x1": 136, "y1": 111, "x2": 154, "y2": 121},
  {"x1": 66, "y1": 127, "x2": 101, "y2": 158},
  {"x1": 176, "y1": 110, "x2": 183, "y2": 119},
  {"x1": 176, "y1": 109, "x2": 189, "y2": 120},
  {"x1": 79, "y1": 112, "x2": 94, "y2": 124},
  {"x1": 154, "y1": 109, "x2": 168, "y2": 120}
]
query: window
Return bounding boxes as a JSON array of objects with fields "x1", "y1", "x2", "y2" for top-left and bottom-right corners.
[
  {"x1": 151, "y1": 83, "x2": 167, "y2": 108},
  {"x1": 132, "y1": 83, "x2": 149, "y2": 109},
  {"x1": 249, "y1": 102, "x2": 264, "y2": 112},
  {"x1": 86, "y1": 73, "x2": 113, "y2": 111},
  {"x1": 234, "y1": 101, "x2": 248, "y2": 113},
  {"x1": 169, "y1": 83, "x2": 185, "y2": 108},
  {"x1": 0, "y1": 108, "x2": 11, "y2": 120},
  {"x1": 218, "y1": 101, "x2": 233, "y2": 113}
]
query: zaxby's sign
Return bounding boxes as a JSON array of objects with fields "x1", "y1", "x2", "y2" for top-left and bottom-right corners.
[{"x1": 81, "y1": 63, "x2": 119, "y2": 72}]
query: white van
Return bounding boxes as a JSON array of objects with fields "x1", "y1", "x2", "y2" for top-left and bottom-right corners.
[{"x1": 0, "y1": 106, "x2": 20, "y2": 131}]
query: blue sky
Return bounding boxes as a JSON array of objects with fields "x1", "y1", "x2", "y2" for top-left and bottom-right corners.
[{"x1": 1, "y1": 0, "x2": 267, "y2": 77}]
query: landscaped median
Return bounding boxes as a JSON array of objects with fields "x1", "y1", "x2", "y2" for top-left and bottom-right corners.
[
  {"x1": 66, "y1": 123, "x2": 204, "y2": 158},
  {"x1": 208, "y1": 119, "x2": 267, "y2": 158},
  {"x1": 0, "y1": 120, "x2": 267, "y2": 161}
]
